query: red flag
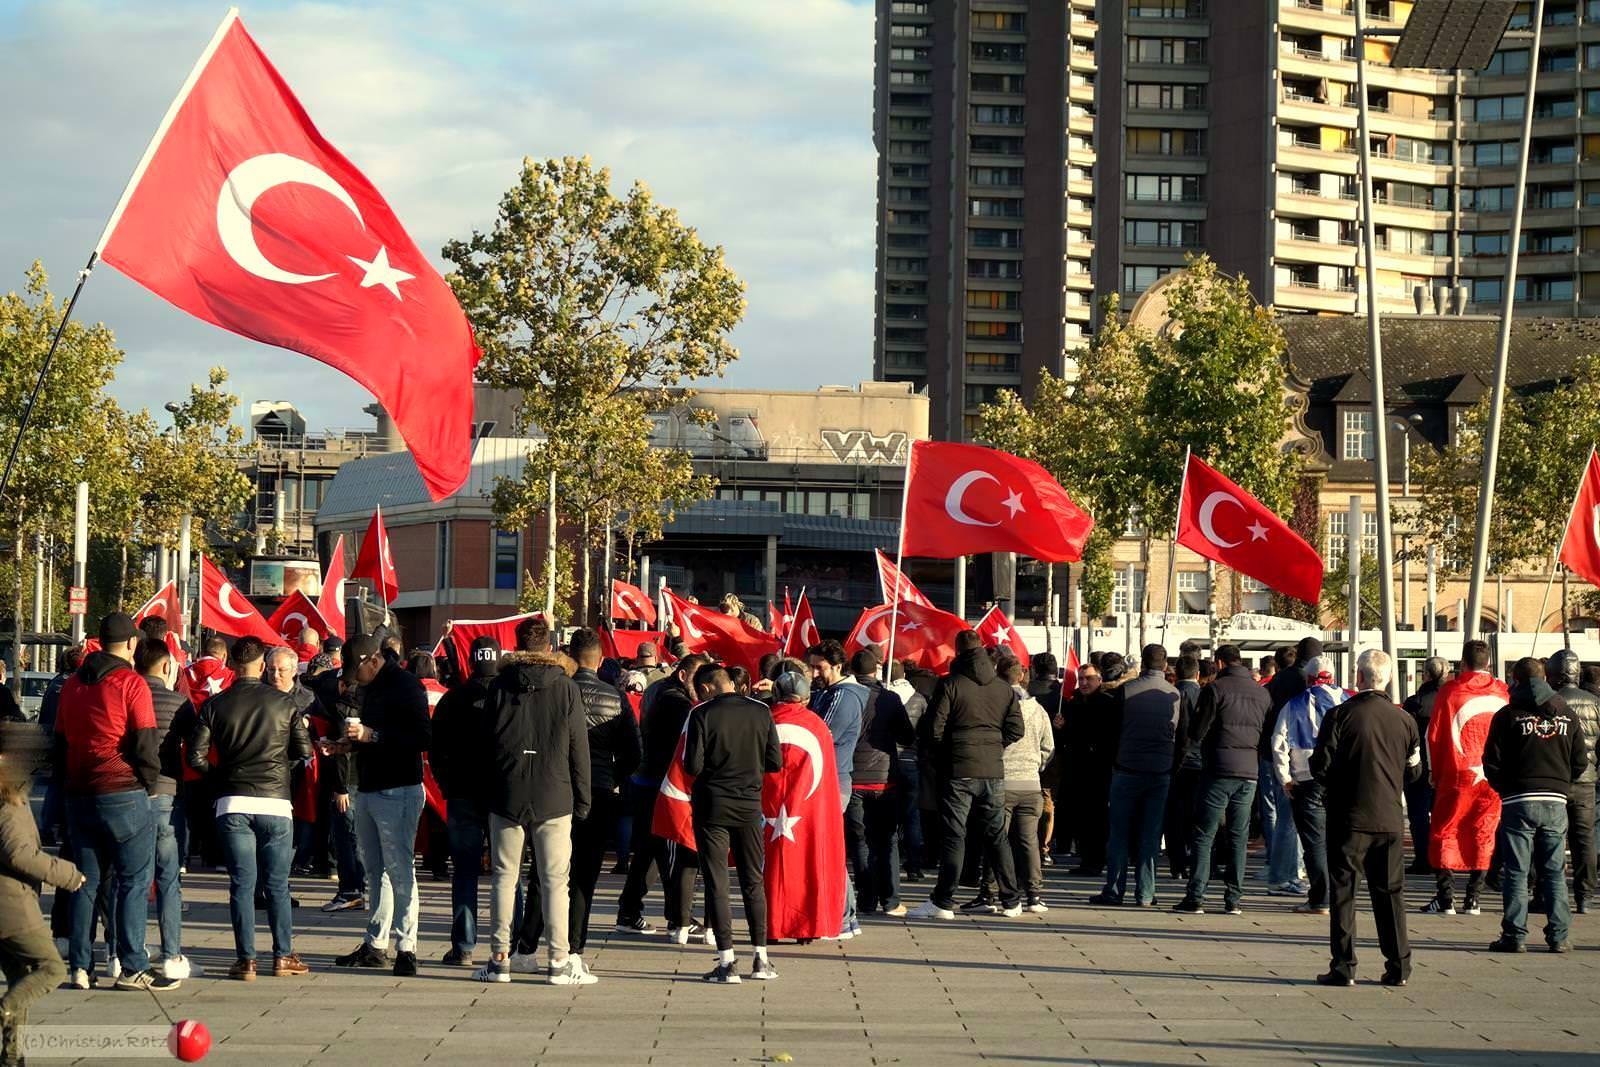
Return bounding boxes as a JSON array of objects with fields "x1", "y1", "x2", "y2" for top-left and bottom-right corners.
[
  {"x1": 975, "y1": 604, "x2": 1030, "y2": 661},
  {"x1": 440, "y1": 612, "x2": 542, "y2": 673},
  {"x1": 1063, "y1": 645, "x2": 1081, "y2": 694},
  {"x1": 844, "y1": 600, "x2": 970, "y2": 674},
  {"x1": 664, "y1": 590, "x2": 781, "y2": 675},
  {"x1": 610, "y1": 579, "x2": 658, "y2": 625},
  {"x1": 767, "y1": 600, "x2": 783, "y2": 641},
  {"x1": 266, "y1": 590, "x2": 331, "y2": 642},
  {"x1": 875, "y1": 548, "x2": 932, "y2": 607},
  {"x1": 763, "y1": 702, "x2": 846, "y2": 941},
  {"x1": 319, "y1": 534, "x2": 347, "y2": 637},
  {"x1": 351, "y1": 507, "x2": 398, "y2": 605},
  {"x1": 783, "y1": 591, "x2": 821, "y2": 659},
  {"x1": 901, "y1": 440, "x2": 1093, "y2": 562},
  {"x1": 133, "y1": 579, "x2": 186, "y2": 641},
  {"x1": 184, "y1": 655, "x2": 235, "y2": 699},
  {"x1": 1175, "y1": 454, "x2": 1323, "y2": 604},
  {"x1": 1426, "y1": 669, "x2": 1510, "y2": 871},
  {"x1": 198, "y1": 555, "x2": 283, "y2": 644},
  {"x1": 652, "y1": 722, "x2": 697, "y2": 852},
  {"x1": 96, "y1": 13, "x2": 479, "y2": 500},
  {"x1": 1559, "y1": 447, "x2": 1600, "y2": 590},
  {"x1": 599, "y1": 628, "x2": 670, "y2": 663}
]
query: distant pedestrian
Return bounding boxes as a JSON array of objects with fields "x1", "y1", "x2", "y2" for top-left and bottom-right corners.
[
  {"x1": 1093, "y1": 644, "x2": 1182, "y2": 909},
  {"x1": 1271, "y1": 656, "x2": 1347, "y2": 917},
  {"x1": 1545, "y1": 650, "x2": 1599, "y2": 913}
]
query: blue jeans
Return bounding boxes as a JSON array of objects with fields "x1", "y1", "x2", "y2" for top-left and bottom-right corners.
[
  {"x1": 840, "y1": 792, "x2": 858, "y2": 929},
  {"x1": 1259, "y1": 758, "x2": 1302, "y2": 884},
  {"x1": 1500, "y1": 799, "x2": 1571, "y2": 947},
  {"x1": 846, "y1": 790, "x2": 902, "y2": 912},
  {"x1": 1103, "y1": 771, "x2": 1172, "y2": 905},
  {"x1": 447, "y1": 797, "x2": 523, "y2": 955},
  {"x1": 66, "y1": 789, "x2": 154, "y2": 974},
  {"x1": 1288, "y1": 781, "x2": 1329, "y2": 908},
  {"x1": 932, "y1": 777, "x2": 1013, "y2": 910},
  {"x1": 150, "y1": 794, "x2": 183, "y2": 960},
  {"x1": 355, "y1": 784, "x2": 424, "y2": 953},
  {"x1": 1184, "y1": 775, "x2": 1257, "y2": 910},
  {"x1": 331, "y1": 790, "x2": 365, "y2": 897},
  {"x1": 896, "y1": 757, "x2": 924, "y2": 865},
  {"x1": 217, "y1": 811, "x2": 294, "y2": 961}
]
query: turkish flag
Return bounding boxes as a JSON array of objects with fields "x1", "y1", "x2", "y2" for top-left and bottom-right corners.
[
  {"x1": 184, "y1": 656, "x2": 235, "y2": 699},
  {"x1": 901, "y1": 440, "x2": 1093, "y2": 562},
  {"x1": 783, "y1": 591, "x2": 821, "y2": 659},
  {"x1": 610, "y1": 579, "x2": 658, "y2": 625},
  {"x1": 266, "y1": 590, "x2": 331, "y2": 642},
  {"x1": 652, "y1": 721, "x2": 698, "y2": 852},
  {"x1": 96, "y1": 13, "x2": 479, "y2": 500},
  {"x1": 1175, "y1": 454, "x2": 1323, "y2": 604},
  {"x1": 351, "y1": 507, "x2": 398, "y2": 605},
  {"x1": 844, "y1": 600, "x2": 970, "y2": 674},
  {"x1": 318, "y1": 534, "x2": 347, "y2": 638},
  {"x1": 1426, "y1": 669, "x2": 1510, "y2": 871},
  {"x1": 875, "y1": 548, "x2": 932, "y2": 607},
  {"x1": 767, "y1": 600, "x2": 783, "y2": 642},
  {"x1": 763, "y1": 702, "x2": 846, "y2": 941},
  {"x1": 436, "y1": 612, "x2": 541, "y2": 674},
  {"x1": 133, "y1": 579, "x2": 187, "y2": 641},
  {"x1": 599, "y1": 628, "x2": 670, "y2": 664},
  {"x1": 975, "y1": 604, "x2": 1030, "y2": 661},
  {"x1": 1063, "y1": 645, "x2": 1081, "y2": 694},
  {"x1": 664, "y1": 590, "x2": 780, "y2": 675},
  {"x1": 198, "y1": 555, "x2": 284, "y2": 644},
  {"x1": 1559, "y1": 447, "x2": 1600, "y2": 590}
]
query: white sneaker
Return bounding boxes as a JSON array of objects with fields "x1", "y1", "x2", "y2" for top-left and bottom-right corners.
[
  {"x1": 908, "y1": 900, "x2": 955, "y2": 921},
  {"x1": 1025, "y1": 900, "x2": 1049, "y2": 914},
  {"x1": 161, "y1": 955, "x2": 196, "y2": 980},
  {"x1": 107, "y1": 957, "x2": 122, "y2": 980},
  {"x1": 474, "y1": 959, "x2": 511, "y2": 984},
  {"x1": 508, "y1": 951, "x2": 543, "y2": 973},
  {"x1": 65, "y1": 967, "x2": 92, "y2": 990},
  {"x1": 668, "y1": 926, "x2": 690, "y2": 945},
  {"x1": 548, "y1": 955, "x2": 598, "y2": 986},
  {"x1": 999, "y1": 903, "x2": 1024, "y2": 918}
]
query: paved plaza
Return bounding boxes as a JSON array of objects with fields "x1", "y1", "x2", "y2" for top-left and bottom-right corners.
[{"x1": 22, "y1": 857, "x2": 1600, "y2": 1066}]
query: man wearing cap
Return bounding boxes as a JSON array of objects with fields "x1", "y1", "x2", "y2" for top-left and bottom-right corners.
[
  {"x1": 430, "y1": 635, "x2": 509, "y2": 966},
  {"x1": 331, "y1": 635, "x2": 432, "y2": 977},
  {"x1": 54, "y1": 613, "x2": 174, "y2": 991}
]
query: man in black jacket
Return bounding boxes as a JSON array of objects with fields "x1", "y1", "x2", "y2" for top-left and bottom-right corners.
[
  {"x1": 848, "y1": 649, "x2": 915, "y2": 916},
  {"x1": 685, "y1": 663, "x2": 782, "y2": 984},
  {"x1": 1402, "y1": 657, "x2": 1447, "y2": 874},
  {"x1": 331, "y1": 636, "x2": 432, "y2": 978},
  {"x1": 189, "y1": 636, "x2": 311, "y2": 981},
  {"x1": 1310, "y1": 649, "x2": 1421, "y2": 987},
  {"x1": 1176, "y1": 645, "x2": 1272, "y2": 916},
  {"x1": 1484, "y1": 657, "x2": 1588, "y2": 954},
  {"x1": 136, "y1": 639, "x2": 196, "y2": 982},
  {"x1": 908, "y1": 630, "x2": 1025, "y2": 920},
  {"x1": 516, "y1": 630, "x2": 641, "y2": 965},
  {"x1": 1547, "y1": 650, "x2": 1599, "y2": 912},
  {"x1": 1164, "y1": 653, "x2": 1205, "y2": 880},
  {"x1": 430, "y1": 635, "x2": 503, "y2": 966},
  {"x1": 475, "y1": 646, "x2": 594, "y2": 986}
]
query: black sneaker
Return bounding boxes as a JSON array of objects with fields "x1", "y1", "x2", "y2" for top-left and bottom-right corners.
[
  {"x1": 615, "y1": 915, "x2": 655, "y2": 936},
  {"x1": 1315, "y1": 971, "x2": 1355, "y2": 987},
  {"x1": 1086, "y1": 892, "x2": 1123, "y2": 906},
  {"x1": 113, "y1": 969, "x2": 179, "y2": 992},
  {"x1": 959, "y1": 896, "x2": 996, "y2": 914},
  {"x1": 393, "y1": 950, "x2": 418, "y2": 977},
  {"x1": 1549, "y1": 941, "x2": 1571, "y2": 954},
  {"x1": 441, "y1": 948, "x2": 473, "y2": 966},
  {"x1": 1172, "y1": 899, "x2": 1204, "y2": 914},
  {"x1": 1381, "y1": 972, "x2": 1408, "y2": 987},
  {"x1": 702, "y1": 961, "x2": 741, "y2": 984},
  {"x1": 1487, "y1": 937, "x2": 1526, "y2": 953},
  {"x1": 334, "y1": 943, "x2": 389, "y2": 968}
]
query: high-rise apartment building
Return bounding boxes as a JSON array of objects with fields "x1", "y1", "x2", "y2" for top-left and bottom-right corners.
[
  {"x1": 876, "y1": 1, "x2": 1600, "y2": 439},
  {"x1": 871, "y1": 0, "x2": 1096, "y2": 440}
]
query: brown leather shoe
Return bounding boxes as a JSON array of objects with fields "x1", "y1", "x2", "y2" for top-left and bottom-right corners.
[
  {"x1": 273, "y1": 954, "x2": 310, "y2": 977},
  {"x1": 227, "y1": 958, "x2": 257, "y2": 982}
]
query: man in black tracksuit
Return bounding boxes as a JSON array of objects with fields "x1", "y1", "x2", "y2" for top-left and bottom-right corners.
[
  {"x1": 1310, "y1": 650, "x2": 1420, "y2": 987},
  {"x1": 1483, "y1": 657, "x2": 1588, "y2": 953},
  {"x1": 1401, "y1": 657, "x2": 1446, "y2": 873},
  {"x1": 684, "y1": 663, "x2": 781, "y2": 984}
]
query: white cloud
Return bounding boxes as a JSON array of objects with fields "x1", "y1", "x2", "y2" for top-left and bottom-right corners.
[{"x1": 0, "y1": 0, "x2": 876, "y2": 432}]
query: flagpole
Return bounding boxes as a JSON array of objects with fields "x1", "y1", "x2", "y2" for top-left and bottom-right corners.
[
  {"x1": 1531, "y1": 445, "x2": 1593, "y2": 659},
  {"x1": 883, "y1": 441, "x2": 917, "y2": 681},
  {"x1": 1160, "y1": 446, "x2": 1191, "y2": 650}
]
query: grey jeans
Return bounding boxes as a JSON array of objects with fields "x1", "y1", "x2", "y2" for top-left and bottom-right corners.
[{"x1": 489, "y1": 812, "x2": 573, "y2": 964}]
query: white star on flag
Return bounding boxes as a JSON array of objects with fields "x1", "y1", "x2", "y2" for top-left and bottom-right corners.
[
  {"x1": 1247, "y1": 520, "x2": 1269, "y2": 541},
  {"x1": 765, "y1": 805, "x2": 802, "y2": 843},
  {"x1": 347, "y1": 246, "x2": 414, "y2": 299},
  {"x1": 1001, "y1": 488, "x2": 1025, "y2": 518},
  {"x1": 992, "y1": 625, "x2": 1010, "y2": 644},
  {"x1": 901, "y1": 620, "x2": 923, "y2": 633}
]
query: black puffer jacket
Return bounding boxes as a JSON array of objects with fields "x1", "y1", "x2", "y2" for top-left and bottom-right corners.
[
  {"x1": 573, "y1": 667, "x2": 641, "y2": 795},
  {"x1": 1558, "y1": 684, "x2": 1600, "y2": 786},
  {"x1": 144, "y1": 676, "x2": 189, "y2": 798},
  {"x1": 641, "y1": 679, "x2": 695, "y2": 784},
  {"x1": 430, "y1": 676, "x2": 494, "y2": 803},
  {"x1": 189, "y1": 677, "x2": 311, "y2": 801},
  {"x1": 850, "y1": 675, "x2": 915, "y2": 788},
  {"x1": 484, "y1": 652, "x2": 591, "y2": 823},
  {"x1": 927, "y1": 649, "x2": 1024, "y2": 779},
  {"x1": 1188, "y1": 664, "x2": 1272, "y2": 779}
]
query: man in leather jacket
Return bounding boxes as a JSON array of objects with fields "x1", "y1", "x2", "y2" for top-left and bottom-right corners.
[
  {"x1": 189, "y1": 636, "x2": 311, "y2": 980},
  {"x1": 1549, "y1": 650, "x2": 1599, "y2": 911}
]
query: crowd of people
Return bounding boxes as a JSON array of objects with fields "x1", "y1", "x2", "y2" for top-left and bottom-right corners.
[{"x1": 0, "y1": 602, "x2": 1595, "y2": 1063}]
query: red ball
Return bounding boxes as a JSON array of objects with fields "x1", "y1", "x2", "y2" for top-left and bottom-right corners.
[{"x1": 168, "y1": 1020, "x2": 211, "y2": 1062}]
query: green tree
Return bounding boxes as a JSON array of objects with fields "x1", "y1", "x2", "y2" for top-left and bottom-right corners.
[{"x1": 444, "y1": 157, "x2": 742, "y2": 615}]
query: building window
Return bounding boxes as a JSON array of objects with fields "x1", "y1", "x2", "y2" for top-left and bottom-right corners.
[
  {"x1": 1112, "y1": 569, "x2": 1148, "y2": 614},
  {"x1": 970, "y1": 134, "x2": 1025, "y2": 156},
  {"x1": 890, "y1": 22, "x2": 928, "y2": 37},
  {"x1": 1125, "y1": 173, "x2": 1203, "y2": 201},
  {"x1": 965, "y1": 351, "x2": 1020, "y2": 374},
  {"x1": 966, "y1": 289, "x2": 1020, "y2": 309},
  {"x1": 971, "y1": 227, "x2": 1022, "y2": 249},
  {"x1": 1343, "y1": 410, "x2": 1374, "y2": 460},
  {"x1": 969, "y1": 258, "x2": 1023, "y2": 279},
  {"x1": 493, "y1": 531, "x2": 519, "y2": 591},
  {"x1": 1128, "y1": 82, "x2": 1206, "y2": 110},
  {"x1": 1124, "y1": 219, "x2": 1202, "y2": 247},
  {"x1": 1326, "y1": 510, "x2": 1379, "y2": 572},
  {"x1": 969, "y1": 166, "x2": 1024, "y2": 186},
  {"x1": 966, "y1": 320, "x2": 1022, "y2": 340},
  {"x1": 971, "y1": 72, "x2": 1025, "y2": 93},
  {"x1": 1126, "y1": 37, "x2": 1207, "y2": 64},
  {"x1": 971, "y1": 42, "x2": 1026, "y2": 63},
  {"x1": 436, "y1": 522, "x2": 451, "y2": 591},
  {"x1": 1122, "y1": 264, "x2": 1171, "y2": 293},
  {"x1": 972, "y1": 104, "x2": 1025, "y2": 124},
  {"x1": 972, "y1": 11, "x2": 1026, "y2": 30},
  {"x1": 1124, "y1": 506, "x2": 1146, "y2": 537},
  {"x1": 1129, "y1": 0, "x2": 1205, "y2": 15},
  {"x1": 970, "y1": 197, "x2": 1024, "y2": 217}
]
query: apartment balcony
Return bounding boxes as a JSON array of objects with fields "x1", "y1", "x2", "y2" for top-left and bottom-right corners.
[
  {"x1": 1277, "y1": 139, "x2": 1359, "y2": 175},
  {"x1": 1066, "y1": 270, "x2": 1094, "y2": 291},
  {"x1": 1069, "y1": 111, "x2": 1095, "y2": 136},
  {"x1": 1067, "y1": 204, "x2": 1093, "y2": 228},
  {"x1": 1456, "y1": 253, "x2": 1581, "y2": 278},
  {"x1": 1068, "y1": 175, "x2": 1094, "y2": 197},
  {"x1": 1070, "y1": 15, "x2": 1098, "y2": 39},
  {"x1": 1272, "y1": 281, "x2": 1359, "y2": 314},
  {"x1": 1275, "y1": 189, "x2": 1360, "y2": 221},
  {"x1": 1069, "y1": 48, "x2": 1096, "y2": 74},
  {"x1": 1275, "y1": 236, "x2": 1358, "y2": 267},
  {"x1": 1069, "y1": 80, "x2": 1094, "y2": 106}
]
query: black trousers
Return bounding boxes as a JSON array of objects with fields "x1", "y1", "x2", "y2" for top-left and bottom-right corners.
[
  {"x1": 695, "y1": 820, "x2": 767, "y2": 951},
  {"x1": 617, "y1": 783, "x2": 662, "y2": 923},
  {"x1": 1435, "y1": 867, "x2": 1487, "y2": 909},
  {"x1": 1072, "y1": 767, "x2": 1110, "y2": 870},
  {"x1": 1329, "y1": 826, "x2": 1410, "y2": 982},
  {"x1": 518, "y1": 791, "x2": 619, "y2": 955},
  {"x1": 1164, "y1": 766, "x2": 1204, "y2": 877},
  {"x1": 1568, "y1": 785, "x2": 1596, "y2": 906}
]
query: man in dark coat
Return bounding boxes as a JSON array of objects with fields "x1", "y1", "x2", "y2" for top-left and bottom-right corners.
[{"x1": 1402, "y1": 657, "x2": 1447, "y2": 873}]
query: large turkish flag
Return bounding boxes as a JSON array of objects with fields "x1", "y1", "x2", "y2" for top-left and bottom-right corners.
[
  {"x1": 1175, "y1": 454, "x2": 1323, "y2": 604},
  {"x1": 901, "y1": 440, "x2": 1093, "y2": 562},
  {"x1": 266, "y1": 590, "x2": 331, "y2": 642},
  {"x1": 96, "y1": 13, "x2": 479, "y2": 500},
  {"x1": 351, "y1": 507, "x2": 398, "y2": 605},
  {"x1": 782, "y1": 591, "x2": 820, "y2": 659},
  {"x1": 664, "y1": 590, "x2": 780, "y2": 675},
  {"x1": 763, "y1": 702, "x2": 845, "y2": 941},
  {"x1": 198, "y1": 555, "x2": 283, "y2": 644},
  {"x1": 318, "y1": 534, "x2": 348, "y2": 638},
  {"x1": 975, "y1": 604, "x2": 1030, "y2": 661},
  {"x1": 844, "y1": 599, "x2": 970, "y2": 674},
  {"x1": 875, "y1": 548, "x2": 932, "y2": 607},
  {"x1": 610, "y1": 579, "x2": 658, "y2": 625},
  {"x1": 1559, "y1": 447, "x2": 1600, "y2": 590},
  {"x1": 1426, "y1": 669, "x2": 1510, "y2": 871}
]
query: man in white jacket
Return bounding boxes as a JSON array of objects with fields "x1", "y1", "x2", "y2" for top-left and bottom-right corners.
[{"x1": 1271, "y1": 657, "x2": 1348, "y2": 917}]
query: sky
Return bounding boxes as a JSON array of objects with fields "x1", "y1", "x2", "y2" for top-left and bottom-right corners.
[{"x1": 0, "y1": 0, "x2": 877, "y2": 434}]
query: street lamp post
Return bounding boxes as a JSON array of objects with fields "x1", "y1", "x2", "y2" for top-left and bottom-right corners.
[{"x1": 1394, "y1": 412, "x2": 1424, "y2": 631}]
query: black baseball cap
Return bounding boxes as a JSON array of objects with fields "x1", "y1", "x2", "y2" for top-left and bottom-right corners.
[
  {"x1": 469, "y1": 636, "x2": 502, "y2": 679},
  {"x1": 341, "y1": 635, "x2": 380, "y2": 676},
  {"x1": 98, "y1": 612, "x2": 138, "y2": 644}
]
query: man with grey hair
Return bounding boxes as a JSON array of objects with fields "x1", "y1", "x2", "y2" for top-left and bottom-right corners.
[
  {"x1": 1402, "y1": 657, "x2": 1448, "y2": 874},
  {"x1": 1310, "y1": 649, "x2": 1421, "y2": 987}
]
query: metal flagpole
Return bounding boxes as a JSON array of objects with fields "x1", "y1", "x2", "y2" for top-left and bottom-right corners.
[
  {"x1": 883, "y1": 442, "x2": 916, "y2": 681},
  {"x1": 1530, "y1": 551, "x2": 1560, "y2": 661},
  {"x1": 1161, "y1": 446, "x2": 1191, "y2": 650}
]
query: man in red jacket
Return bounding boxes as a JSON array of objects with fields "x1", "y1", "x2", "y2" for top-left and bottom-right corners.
[{"x1": 54, "y1": 613, "x2": 175, "y2": 992}]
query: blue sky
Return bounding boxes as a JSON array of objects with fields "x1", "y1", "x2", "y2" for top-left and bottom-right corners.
[{"x1": 0, "y1": 0, "x2": 876, "y2": 433}]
